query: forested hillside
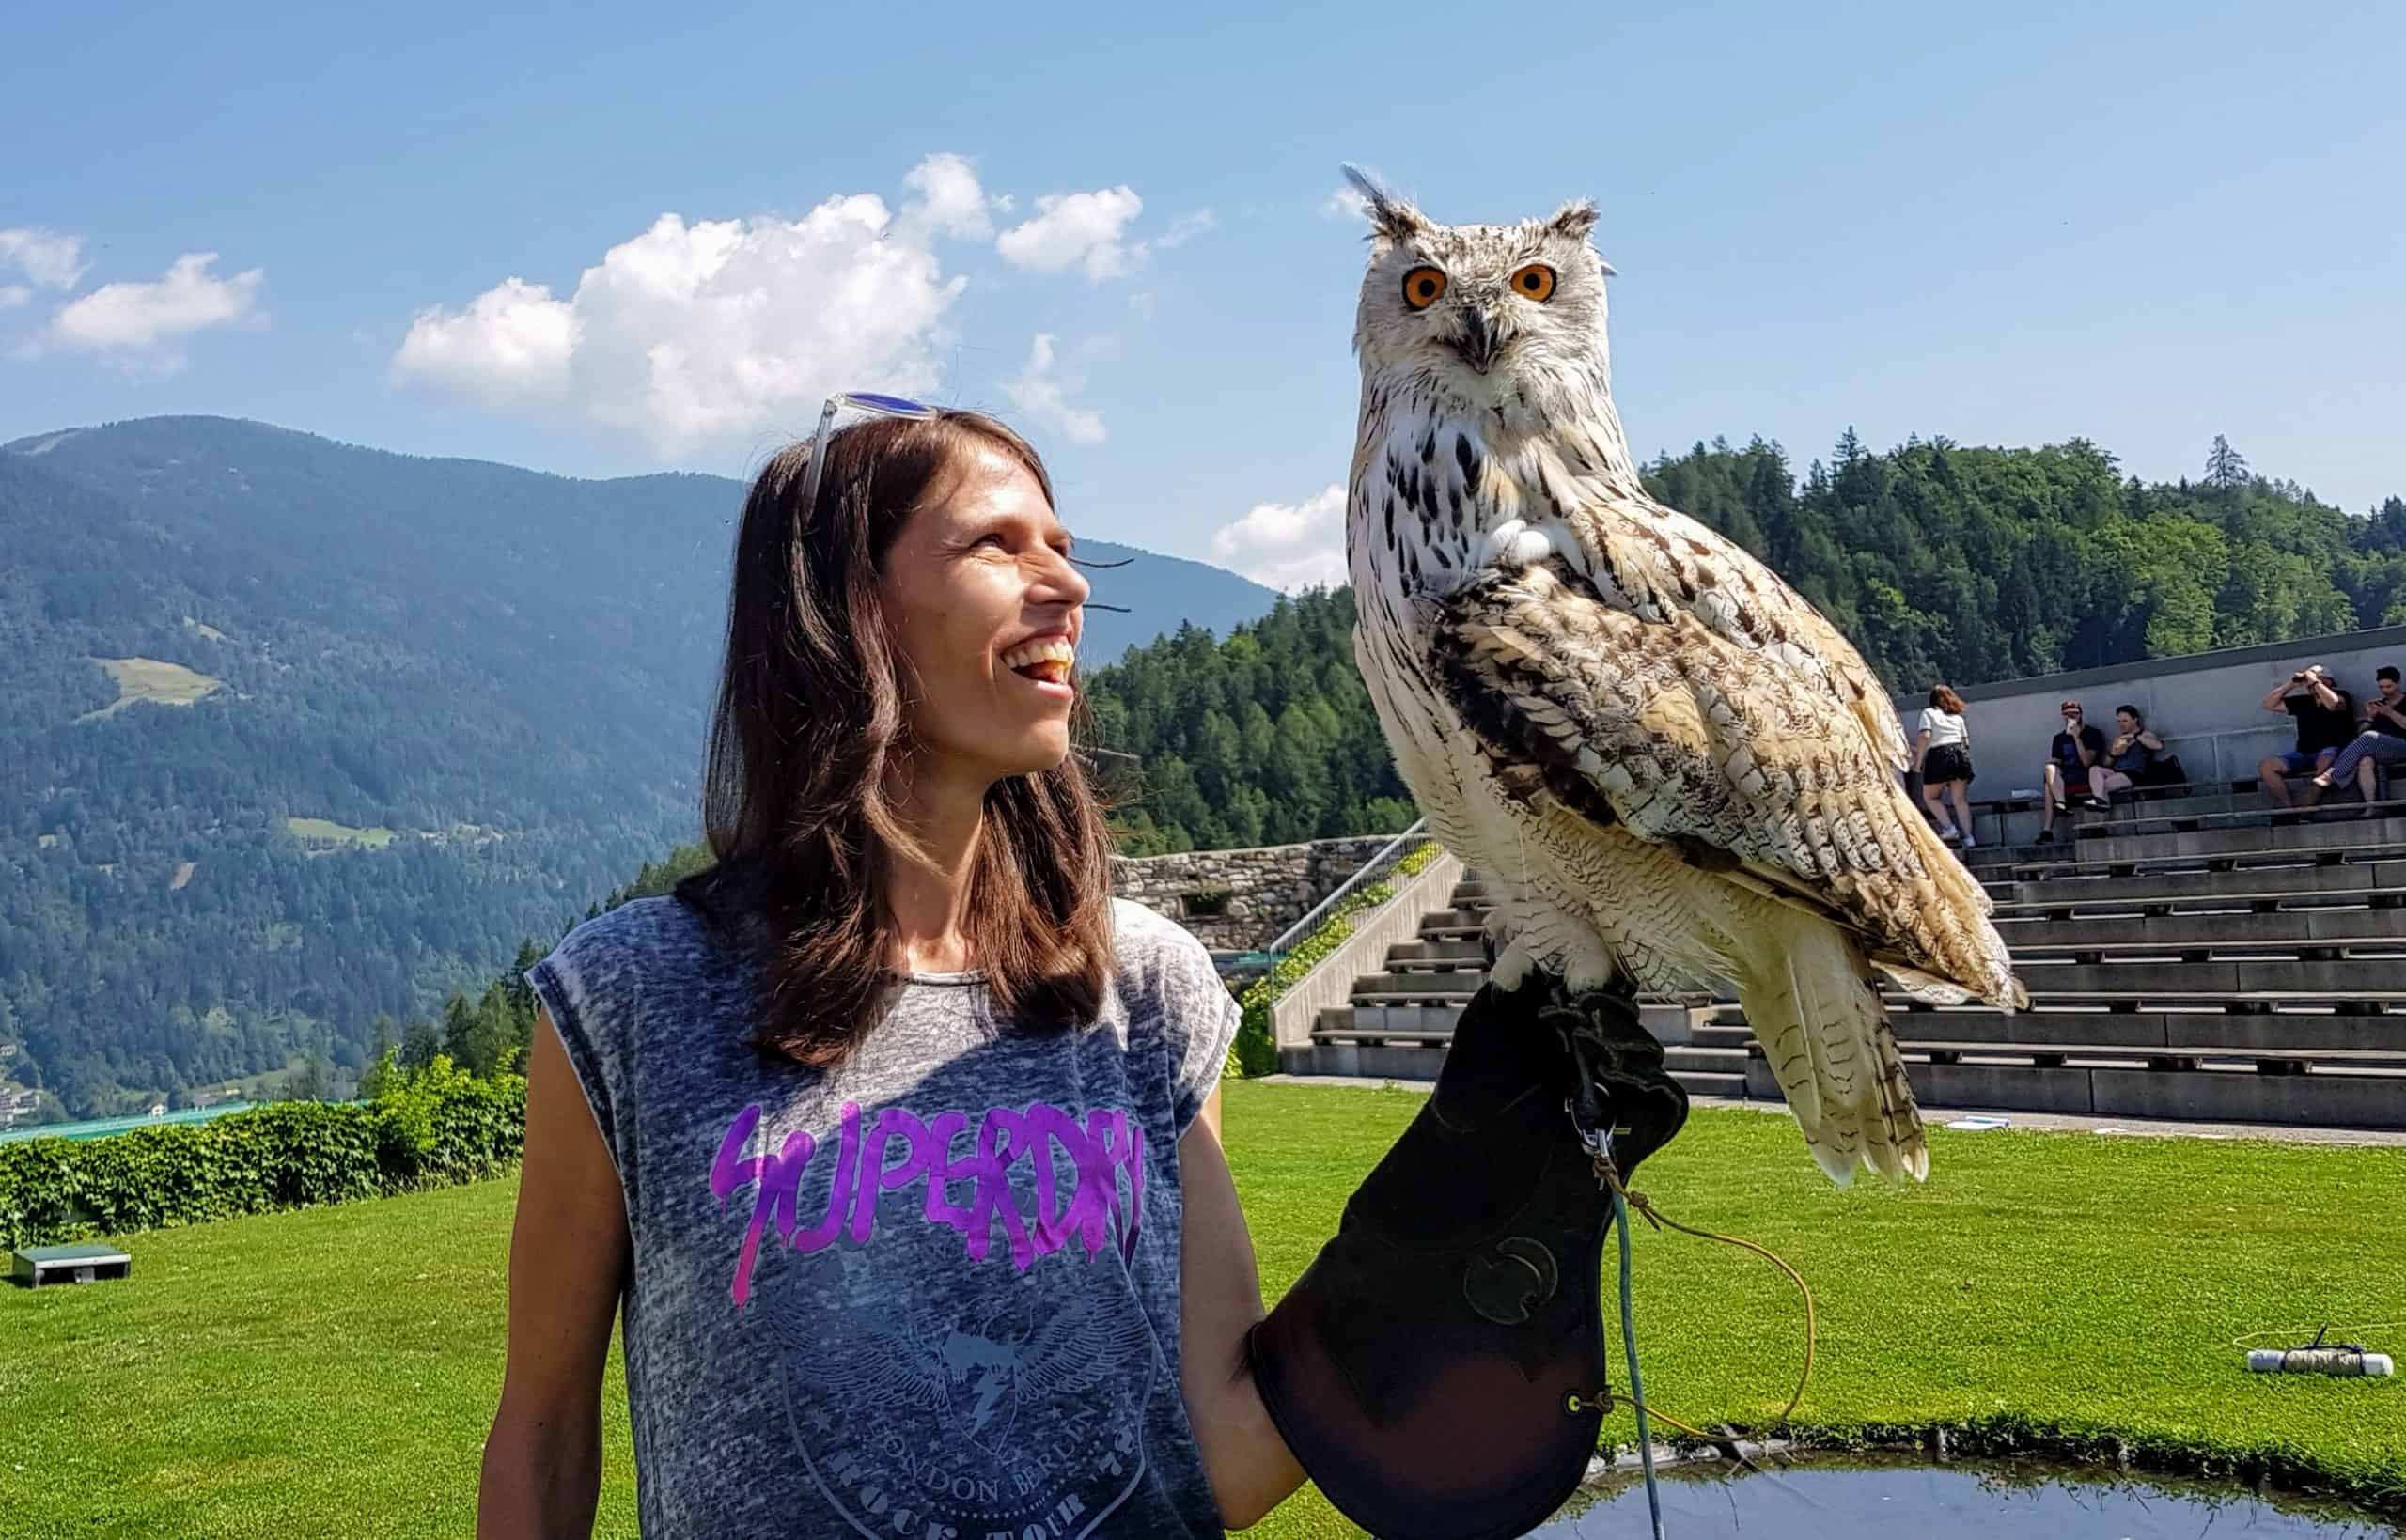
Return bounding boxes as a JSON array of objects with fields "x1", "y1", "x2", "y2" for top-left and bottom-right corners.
[
  {"x1": 0, "y1": 416, "x2": 1276, "y2": 1120},
  {"x1": 1645, "y1": 432, "x2": 2406, "y2": 691},
  {"x1": 1085, "y1": 592, "x2": 1415, "y2": 853}
]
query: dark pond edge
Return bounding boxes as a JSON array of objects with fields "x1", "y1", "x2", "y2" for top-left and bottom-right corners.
[{"x1": 1600, "y1": 1411, "x2": 2406, "y2": 1528}]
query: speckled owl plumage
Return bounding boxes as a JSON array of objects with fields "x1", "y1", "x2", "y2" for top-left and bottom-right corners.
[{"x1": 1339, "y1": 168, "x2": 2026, "y2": 1183}]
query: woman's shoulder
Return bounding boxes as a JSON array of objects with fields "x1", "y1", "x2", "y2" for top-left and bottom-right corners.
[
  {"x1": 1108, "y1": 898, "x2": 1216, "y2": 981},
  {"x1": 555, "y1": 893, "x2": 713, "y2": 958},
  {"x1": 538, "y1": 895, "x2": 732, "y2": 1011}
]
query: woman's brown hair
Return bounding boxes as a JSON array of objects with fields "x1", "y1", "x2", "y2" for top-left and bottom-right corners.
[
  {"x1": 676, "y1": 412, "x2": 1115, "y2": 1067},
  {"x1": 1929, "y1": 685, "x2": 1966, "y2": 714}
]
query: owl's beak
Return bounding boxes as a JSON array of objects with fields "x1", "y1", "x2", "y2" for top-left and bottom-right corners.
[{"x1": 1448, "y1": 308, "x2": 1506, "y2": 374}]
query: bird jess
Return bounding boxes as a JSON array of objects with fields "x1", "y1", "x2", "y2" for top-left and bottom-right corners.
[{"x1": 1338, "y1": 167, "x2": 2026, "y2": 1184}]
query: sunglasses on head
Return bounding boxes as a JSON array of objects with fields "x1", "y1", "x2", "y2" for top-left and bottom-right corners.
[
  {"x1": 794, "y1": 391, "x2": 940, "y2": 521},
  {"x1": 2061, "y1": 705, "x2": 2082, "y2": 715}
]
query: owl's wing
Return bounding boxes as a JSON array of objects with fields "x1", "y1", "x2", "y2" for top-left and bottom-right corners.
[
  {"x1": 1503, "y1": 453, "x2": 1911, "y2": 773},
  {"x1": 1425, "y1": 557, "x2": 2018, "y2": 1005}
]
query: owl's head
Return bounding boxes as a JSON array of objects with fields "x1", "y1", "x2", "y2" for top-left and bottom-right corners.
[{"x1": 1343, "y1": 165, "x2": 1615, "y2": 418}]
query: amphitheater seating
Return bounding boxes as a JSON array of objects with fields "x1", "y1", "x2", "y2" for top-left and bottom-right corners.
[{"x1": 1282, "y1": 801, "x2": 2406, "y2": 1130}]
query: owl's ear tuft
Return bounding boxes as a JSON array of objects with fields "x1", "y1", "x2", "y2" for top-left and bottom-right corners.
[
  {"x1": 1341, "y1": 163, "x2": 1430, "y2": 243},
  {"x1": 1547, "y1": 198, "x2": 1600, "y2": 241}
]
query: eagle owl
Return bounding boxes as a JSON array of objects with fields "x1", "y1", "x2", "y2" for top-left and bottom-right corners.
[{"x1": 1339, "y1": 169, "x2": 2026, "y2": 1183}]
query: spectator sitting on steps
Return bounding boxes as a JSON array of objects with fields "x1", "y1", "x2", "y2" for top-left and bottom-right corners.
[
  {"x1": 2310, "y1": 664, "x2": 2406, "y2": 817},
  {"x1": 2258, "y1": 664, "x2": 2354, "y2": 808},
  {"x1": 2082, "y1": 705, "x2": 2165, "y2": 810},
  {"x1": 2037, "y1": 698, "x2": 2107, "y2": 844}
]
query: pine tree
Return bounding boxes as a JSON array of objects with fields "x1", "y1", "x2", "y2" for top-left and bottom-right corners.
[
  {"x1": 399, "y1": 1019, "x2": 442, "y2": 1072},
  {"x1": 358, "y1": 1015, "x2": 397, "y2": 1097},
  {"x1": 2206, "y1": 434, "x2": 2250, "y2": 490}
]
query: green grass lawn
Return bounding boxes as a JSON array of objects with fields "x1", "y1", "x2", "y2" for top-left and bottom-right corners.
[{"x1": 5, "y1": 1082, "x2": 2402, "y2": 1536}]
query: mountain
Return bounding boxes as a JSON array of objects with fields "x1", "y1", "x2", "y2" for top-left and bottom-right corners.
[{"x1": 0, "y1": 416, "x2": 1278, "y2": 1119}]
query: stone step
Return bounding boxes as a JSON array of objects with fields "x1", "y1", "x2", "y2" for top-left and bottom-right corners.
[
  {"x1": 1991, "y1": 907, "x2": 2406, "y2": 954},
  {"x1": 1695, "y1": 1009, "x2": 2406, "y2": 1055},
  {"x1": 2007, "y1": 957, "x2": 2406, "y2": 999},
  {"x1": 1417, "y1": 907, "x2": 1491, "y2": 940},
  {"x1": 1383, "y1": 937, "x2": 1489, "y2": 966},
  {"x1": 1987, "y1": 861, "x2": 2406, "y2": 910},
  {"x1": 2070, "y1": 796, "x2": 2406, "y2": 843},
  {"x1": 1979, "y1": 817, "x2": 2406, "y2": 876},
  {"x1": 1275, "y1": 1039, "x2": 1745, "y2": 1097},
  {"x1": 1351, "y1": 954, "x2": 2406, "y2": 1011},
  {"x1": 1319, "y1": 1000, "x2": 1698, "y2": 1041}
]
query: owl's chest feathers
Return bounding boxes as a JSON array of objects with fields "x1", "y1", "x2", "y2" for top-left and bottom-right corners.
[{"x1": 1356, "y1": 412, "x2": 1555, "y2": 616}]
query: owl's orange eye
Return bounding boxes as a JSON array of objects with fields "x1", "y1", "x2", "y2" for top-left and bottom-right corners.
[
  {"x1": 1509, "y1": 263, "x2": 1557, "y2": 302},
  {"x1": 1400, "y1": 266, "x2": 1446, "y2": 311}
]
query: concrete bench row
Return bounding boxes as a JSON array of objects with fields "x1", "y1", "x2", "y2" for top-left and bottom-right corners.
[{"x1": 1283, "y1": 830, "x2": 2406, "y2": 1127}]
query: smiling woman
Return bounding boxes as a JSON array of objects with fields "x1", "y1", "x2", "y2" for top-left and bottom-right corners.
[{"x1": 477, "y1": 407, "x2": 1305, "y2": 1538}]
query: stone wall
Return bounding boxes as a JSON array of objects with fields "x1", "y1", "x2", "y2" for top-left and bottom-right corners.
[{"x1": 1112, "y1": 834, "x2": 1400, "y2": 951}]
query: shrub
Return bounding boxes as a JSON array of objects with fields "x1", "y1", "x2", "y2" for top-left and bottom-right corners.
[
  {"x1": 1226, "y1": 841, "x2": 1441, "y2": 1079},
  {"x1": 0, "y1": 1055, "x2": 527, "y2": 1251}
]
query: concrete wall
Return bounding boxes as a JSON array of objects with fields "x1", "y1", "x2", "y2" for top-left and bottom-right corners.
[
  {"x1": 1892, "y1": 622, "x2": 2406, "y2": 798},
  {"x1": 1112, "y1": 834, "x2": 1397, "y2": 950}
]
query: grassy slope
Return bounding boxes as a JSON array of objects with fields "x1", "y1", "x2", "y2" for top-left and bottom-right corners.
[{"x1": 3, "y1": 1083, "x2": 2401, "y2": 1536}]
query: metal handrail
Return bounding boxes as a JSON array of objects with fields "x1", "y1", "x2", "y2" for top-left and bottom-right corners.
[{"x1": 1259, "y1": 818, "x2": 1430, "y2": 978}]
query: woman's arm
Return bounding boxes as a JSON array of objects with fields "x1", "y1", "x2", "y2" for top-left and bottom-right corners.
[
  {"x1": 1911, "y1": 726, "x2": 1930, "y2": 770},
  {"x1": 1179, "y1": 1090, "x2": 1305, "y2": 1530},
  {"x1": 2138, "y1": 730, "x2": 2164, "y2": 750},
  {"x1": 477, "y1": 1007, "x2": 632, "y2": 1540}
]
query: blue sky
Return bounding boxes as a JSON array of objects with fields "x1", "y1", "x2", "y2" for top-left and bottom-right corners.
[{"x1": 5, "y1": 0, "x2": 2401, "y2": 587}]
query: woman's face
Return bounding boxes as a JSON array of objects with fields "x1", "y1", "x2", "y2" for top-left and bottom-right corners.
[
  {"x1": 878, "y1": 443, "x2": 1090, "y2": 785},
  {"x1": 2116, "y1": 709, "x2": 2138, "y2": 735}
]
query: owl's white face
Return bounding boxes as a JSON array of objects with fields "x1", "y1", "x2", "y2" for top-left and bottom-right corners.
[{"x1": 1353, "y1": 201, "x2": 1614, "y2": 423}]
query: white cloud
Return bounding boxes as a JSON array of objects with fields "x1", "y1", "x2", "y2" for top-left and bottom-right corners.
[
  {"x1": 995, "y1": 187, "x2": 1144, "y2": 281},
  {"x1": 1150, "y1": 210, "x2": 1215, "y2": 250},
  {"x1": 0, "y1": 227, "x2": 87, "y2": 290},
  {"x1": 1210, "y1": 483, "x2": 1349, "y2": 591},
  {"x1": 1004, "y1": 334, "x2": 1105, "y2": 445},
  {"x1": 0, "y1": 285, "x2": 27, "y2": 312},
  {"x1": 392, "y1": 277, "x2": 577, "y2": 399},
  {"x1": 40, "y1": 253, "x2": 263, "y2": 363},
  {"x1": 900, "y1": 152, "x2": 995, "y2": 241},
  {"x1": 393, "y1": 156, "x2": 990, "y2": 456}
]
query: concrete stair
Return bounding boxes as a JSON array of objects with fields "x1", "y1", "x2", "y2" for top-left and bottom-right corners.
[{"x1": 1278, "y1": 824, "x2": 2406, "y2": 1128}]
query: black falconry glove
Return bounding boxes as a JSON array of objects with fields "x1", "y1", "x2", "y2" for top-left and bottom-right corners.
[{"x1": 1245, "y1": 972, "x2": 1690, "y2": 1540}]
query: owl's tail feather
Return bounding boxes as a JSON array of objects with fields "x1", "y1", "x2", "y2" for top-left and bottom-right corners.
[{"x1": 1737, "y1": 910, "x2": 1928, "y2": 1186}]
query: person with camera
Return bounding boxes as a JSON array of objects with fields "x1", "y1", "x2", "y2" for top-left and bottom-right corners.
[
  {"x1": 2036, "y1": 700, "x2": 2107, "y2": 844},
  {"x1": 2258, "y1": 664, "x2": 2355, "y2": 808},
  {"x1": 2309, "y1": 664, "x2": 2406, "y2": 816}
]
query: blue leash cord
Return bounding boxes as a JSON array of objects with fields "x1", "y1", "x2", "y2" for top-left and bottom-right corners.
[{"x1": 1607, "y1": 1151, "x2": 1666, "y2": 1540}]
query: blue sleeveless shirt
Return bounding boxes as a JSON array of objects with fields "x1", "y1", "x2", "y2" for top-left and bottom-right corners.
[{"x1": 526, "y1": 894, "x2": 1240, "y2": 1538}]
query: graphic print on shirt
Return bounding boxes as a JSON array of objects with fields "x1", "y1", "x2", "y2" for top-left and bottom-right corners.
[{"x1": 710, "y1": 1098, "x2": 1164, "y2": 1540}]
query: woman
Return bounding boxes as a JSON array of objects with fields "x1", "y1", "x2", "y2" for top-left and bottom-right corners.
[
  {"x1": 2082, "y1": 705, "x2": 2166, "y2": 809},
  {"x1": 1914, "y1": 684, "x2": 1977, "y2": 848},
  {"x1": 477, "y1": 410, "x2": 1303, "y2": 1535},
  {"x1": 2310, "y1": 663, "x2": 2406, "y2": 816}
]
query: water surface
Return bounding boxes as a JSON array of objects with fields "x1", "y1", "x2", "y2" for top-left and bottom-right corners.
[{"x1": 1530, "y1": 1453, "x2": 2400, "y2": 1538}]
